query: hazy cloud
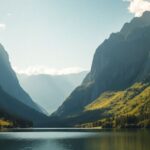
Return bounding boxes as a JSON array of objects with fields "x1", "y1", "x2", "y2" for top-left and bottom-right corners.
[
  {"x1": 7, "y1": 13, "x2": 13, "y2": 17},
  {"x1": 0, "y1": 23, "x2": 6, "y2": 31},
  {"x1": 13, "y1": 66, "x2": 87, "y2": 75},
  {"x1": 124, "y1": 0, "x2": 150, "y2": 16}
]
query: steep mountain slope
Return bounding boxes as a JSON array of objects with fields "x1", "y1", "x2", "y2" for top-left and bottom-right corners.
[
  {"x1": 86, "y1": 82, "x2": 150, "y2": 117},
  {"x1": 0, "y1": 44, "x2": 44, "y2": 113},
  {"x1": 18, "y1": 72, "x2": 87, "y2": 114},
  {"x1": 52, "y1": 79, "x2": 150, "y2": 128},
  {"x1": 54, "y1": 11, "x2": 150, "y2": 122},
  {"x1": 121, "y1": 11, "x2": 150, "y2": 37},
  {"x1": 0, "y1": 43, "x2": 49, "y2": 127},
  {"x1": 81, "y1": 79, "x2": 150, "y2": 128},
  {"x1": 0, "y1": 86, "x2": 48, "y2": 127}
]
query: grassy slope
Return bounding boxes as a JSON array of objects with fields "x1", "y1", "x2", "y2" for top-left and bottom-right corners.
[
  {"x1": 78, "y1": 82, "x2": 150, "y2": 128},
  {"x1": 85, "y1": 83, "x2": 150, "y2": 115}
]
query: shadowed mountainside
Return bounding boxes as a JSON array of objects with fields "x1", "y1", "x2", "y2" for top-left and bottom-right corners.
[
  {"x1": 0, "y1": 44, "x2": 49, "y2": 127},
  {"x1": 0, "y1": 44, "x2": 45, "y2": 114},
  {"x1": 51, "y1": 11, "x2": 150, "y2": 128}
]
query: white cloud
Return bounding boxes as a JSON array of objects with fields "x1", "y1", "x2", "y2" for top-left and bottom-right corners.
[
  {"x1": 124, "y1": 0, "x2": 150, "y2": 17},
  {"x1": 13, "y1": 66, "x2": 88, "y2": 76},
  {"x1": 0, "y1": 23, "x2": 6, "y2": 31}
]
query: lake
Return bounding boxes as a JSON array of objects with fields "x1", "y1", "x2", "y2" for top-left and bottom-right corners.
[{"x1": 0, "y1": 129, "x2": 149, "y2": 150}]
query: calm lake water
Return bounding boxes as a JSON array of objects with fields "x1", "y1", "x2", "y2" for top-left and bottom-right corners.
[{"x1": 0, "y1": 129, "x2": 149, "y2": 150}]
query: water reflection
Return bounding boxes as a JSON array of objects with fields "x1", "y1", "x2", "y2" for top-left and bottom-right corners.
[{"x1": 0, "y1": 130, "x2": 149, "y2": 150}]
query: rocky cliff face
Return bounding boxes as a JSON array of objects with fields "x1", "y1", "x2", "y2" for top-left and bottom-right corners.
[{"x1": 54, "y1": 11, "x2": 150, "y2": 118}]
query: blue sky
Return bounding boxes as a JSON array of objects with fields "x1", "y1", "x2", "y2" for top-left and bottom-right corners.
[{"x1": 0, "y1": 0, "x2": 135, "y2": 74}]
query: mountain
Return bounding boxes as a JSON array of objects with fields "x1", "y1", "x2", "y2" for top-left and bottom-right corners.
[
  {"x1": 0, "y1": 44, "x2": 44, "y2": 113},
  {"x1": 0, "y1": 44, "x2": 48, "y2": 127},
  {"x1": 51, "y1": 78, "x2": 150, "y2": 128},
  {"x1": 52, "y1": 11, "x2": 150, "y2": 127},
  {"x1": 0, "y1": 86, "x2": 48, "y2": 127},
  {"x1": 82, "y1": 78, "x2": 150, "y2": 128},
  {"x1": 17, "y1": 72, "x2": 87, "y2": 114},
  {"x1": 121, "y1": 11, "x2": 150, "y2": 37}
]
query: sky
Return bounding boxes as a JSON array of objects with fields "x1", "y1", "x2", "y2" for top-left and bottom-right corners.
[{"x1": 0, "y1": 0, "x2": 149, "y2": 75}]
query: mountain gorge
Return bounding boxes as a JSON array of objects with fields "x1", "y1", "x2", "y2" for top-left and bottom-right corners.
[
  {"x1": 1, "y1": 11, "x2": 150, "y2": 128},
  {"x1": 52, "y1": 11, "x2": 150, "y2": 128},
  {"x1": 17, "y1": 72, "x2": 87, "y2": 114}
]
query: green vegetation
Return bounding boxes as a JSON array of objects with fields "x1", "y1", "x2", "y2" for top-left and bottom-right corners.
[
  {"x1": 78, "y1": 82, "x2": 150, "y2": 128},
  {"x1": 0, "y1": 119, "x2": 13, "y2": 128},
  {"x1": 0, "y1": 110, "x2": 33, "y2": 128}
]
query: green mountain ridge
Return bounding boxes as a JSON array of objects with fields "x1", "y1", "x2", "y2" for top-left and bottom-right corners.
[{"x1": 81, "y1": 79, "x2": 150, "y2": 128}]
